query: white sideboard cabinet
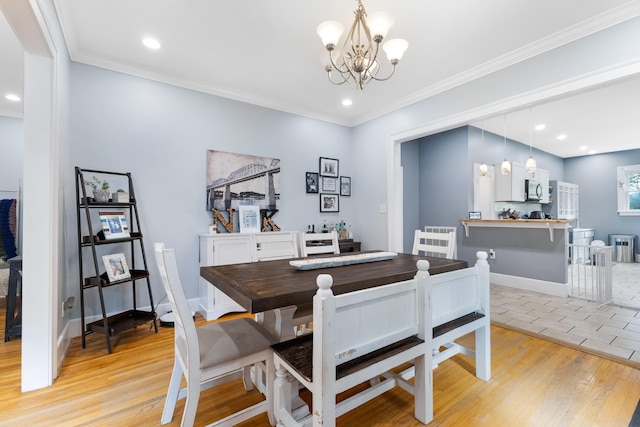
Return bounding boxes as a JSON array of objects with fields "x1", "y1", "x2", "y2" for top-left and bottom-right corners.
[{"x1": 198, "y1": 231, "x2": 299, "y2": 320}]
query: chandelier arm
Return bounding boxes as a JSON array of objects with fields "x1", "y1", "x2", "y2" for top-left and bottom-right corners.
[
  {"x1": 328, "y1": 50, "x2": 351, "y2": 75},
  {"x1": 363, "y1": 40, "x2": 382, "y2": 79},
  {"x1": 368, "y1": 63, "x2": 397, "y2": 82},
  {"x1": 326, "y1": 70, "x2": 349, "y2": 86}
]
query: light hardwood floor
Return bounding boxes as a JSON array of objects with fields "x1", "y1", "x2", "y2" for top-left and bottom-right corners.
[{"x1": 1, "y1": 306, "x2": 639, "y2": 426}]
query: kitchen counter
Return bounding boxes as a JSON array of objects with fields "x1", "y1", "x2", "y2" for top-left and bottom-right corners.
[
  {"x1": 460, "y1": 219, "x2": 569, "y2": 242},
  {"x1": 460, "y1": 219, "x2": 569, "y2": 295}
]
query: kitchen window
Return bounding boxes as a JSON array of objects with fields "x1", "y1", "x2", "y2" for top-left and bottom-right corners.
[{"x1": 617, "y1": 165, "x2": 640, "y2": 215}]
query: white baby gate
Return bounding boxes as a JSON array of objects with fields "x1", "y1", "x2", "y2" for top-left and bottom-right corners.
[{"x1": 568, "y1": 243, "x2": 613, "y2": 306}]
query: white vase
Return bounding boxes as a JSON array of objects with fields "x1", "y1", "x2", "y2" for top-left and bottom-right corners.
[{"x1": 93, "y1": 189, "x2": 110, "y2": 203}]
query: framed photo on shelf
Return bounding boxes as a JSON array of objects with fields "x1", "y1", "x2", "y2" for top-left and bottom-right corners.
[
  {"x1": 98, "y1": 211, "x2": 130, "y2": 239},
  {"x1": 321, "y1": 177, "x2": 337, "y2": 192},
  {"x1": 102, "y1": 253, "x2": 131, "y2": 282},
  {"x1": 320, "y1": 193, "x2": 339, "y2": 212},
  {"x1": 238, "y1": 205, "x2": 261, "y2": 233},
  {"x1": 319, "y1": 157, "x2": 339, "y2": 177},
  {"x1": 340, "y1": 176, "x2": 351, "y2": 196},
  {"x1": 305, "y1": 172, "x2": 319, "y2": 193}
]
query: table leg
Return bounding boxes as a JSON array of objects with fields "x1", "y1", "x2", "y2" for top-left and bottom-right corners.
[{"x1": 257, "y1": 305, "x2": 297, "y2": 342}]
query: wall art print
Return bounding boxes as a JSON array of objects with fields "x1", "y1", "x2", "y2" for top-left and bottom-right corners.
[{"x1": 206, "y1": 150, "x2": 281, "y2": 211}]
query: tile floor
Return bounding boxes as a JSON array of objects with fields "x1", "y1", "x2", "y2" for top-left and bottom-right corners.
[{"x1": 490, "y1": 261, "x2": 640, "y2": 367}]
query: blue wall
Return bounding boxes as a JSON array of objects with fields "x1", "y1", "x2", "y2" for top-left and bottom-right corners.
[
  {"x1": 565, "y1": 149, "x2": 640, "y2": 244},
  {"x1": 0, "y1": 115, "x2": 23, "y2": 191},
  {"x1": 68, "y1": 62, "x2": 354, "y2": 316}
]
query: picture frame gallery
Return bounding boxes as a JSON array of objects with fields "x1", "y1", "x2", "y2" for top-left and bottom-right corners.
[{"x1": 320, "y1": 193, "x2": 339, "y2": 212}]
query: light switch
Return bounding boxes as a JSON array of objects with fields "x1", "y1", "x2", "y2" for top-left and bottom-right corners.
[{"x1": 379, "y1": 204, "x2": 387, "y2": 213}]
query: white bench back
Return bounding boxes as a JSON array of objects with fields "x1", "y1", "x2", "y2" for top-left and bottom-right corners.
[
  {"x1": 431, "y1": 255, "x2": 489, "y2": 328},
  {"x1": 313, "y1": 260, "x2": 431, "y2": 366}
]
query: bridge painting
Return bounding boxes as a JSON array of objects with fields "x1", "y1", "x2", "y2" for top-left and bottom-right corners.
[{"x1": 206, "y1": 150, "x2": 281, "y2": 211}]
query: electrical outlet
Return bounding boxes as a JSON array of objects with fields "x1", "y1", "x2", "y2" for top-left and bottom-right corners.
[{"x1": 489, "y1": 249, "x2": 496, "y2": 259}]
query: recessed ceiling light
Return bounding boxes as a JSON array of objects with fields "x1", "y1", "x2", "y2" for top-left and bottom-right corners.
[
  {"x1": 5, "y1": 94, "x2": 21, "y2": 102},
  {"x1": 342, "y1": 99, "x2": 352, "y2": 107},
  {"x1": 588, "y1": 150, "x2": 597, "y2": 155},
  {"x1": 557, "y1": 134, "x2": 567, "y2": 140},
  {"x1": 142, "y1": 38, "x2": 161, "y2": 49},
  {"x1": 534, "y1": 123, "x2": 546, "y2": 131},
  {"x1": 579, "y1": 146, "x2": 588, "y2": 150}
]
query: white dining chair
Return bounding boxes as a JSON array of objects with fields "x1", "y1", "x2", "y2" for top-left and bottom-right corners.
[
  {"x1": 295, "y1": 231, "x2": 340, "y2": 335},
  {"x1": 412, "y1": 230, "x2": 454, "y2": 259},
  {"x1": 300, "y1": 231, "x2": 340, "y2": 257},
  {"x1": 254, "y1": 231, "x2": 299, "y2": 261},
  {"x1": 154, "y1": 242, "x2": 276, "y2": 427}
]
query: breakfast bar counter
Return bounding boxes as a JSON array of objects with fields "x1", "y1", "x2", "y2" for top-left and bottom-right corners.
[
  {"x1": 460, "y1": 219, "x2": 569, "y2": 242},
  {"x1": 460, "y1": 219, "x2": 569, "y2": 295}
]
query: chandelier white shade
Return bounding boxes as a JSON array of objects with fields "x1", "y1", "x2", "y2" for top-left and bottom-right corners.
[{"x1": 317, "y1": 1, "x2": 409, "y2": 90}]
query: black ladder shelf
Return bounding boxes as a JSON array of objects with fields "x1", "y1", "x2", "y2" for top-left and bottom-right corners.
[{"x1": 75, "y1": 167, "x2": 157, "y2": 353}]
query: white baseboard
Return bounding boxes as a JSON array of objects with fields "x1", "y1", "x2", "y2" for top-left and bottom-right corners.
[
  {"x1": 56, "y1": 320, "x2": 73, "y2": 375},
  {"x1": 490, "y1": 272, "x2": 568, "y2": 297}
]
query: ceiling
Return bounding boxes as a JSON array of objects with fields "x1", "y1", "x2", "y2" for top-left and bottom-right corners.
[{"x1": 2, "y1": 0, "x2": 640, "y2": 158}]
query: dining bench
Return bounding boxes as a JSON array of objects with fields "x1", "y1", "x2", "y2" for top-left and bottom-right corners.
[
  {"x1": 270, "y1": 251, "x2": 490, "y2": 426},
  {"x1": 429, "y1": 250, "x2": 490, "y2": 380},
  {"x1": 272, "y1": 260, "x2": 433, "y2": 427}
]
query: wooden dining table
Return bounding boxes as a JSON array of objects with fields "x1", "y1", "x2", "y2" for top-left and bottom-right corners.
[
  {"x1": 200, "y1": 251, "x2": 469, "y2": 414},
  {"x1": 200, "y1": 251, "x2": 468, "y2": 340}
]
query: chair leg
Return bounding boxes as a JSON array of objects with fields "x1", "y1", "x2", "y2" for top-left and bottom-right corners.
[
  {"x1": 181, "y1": 371, "x2": 201, "y2": 427},
  {"x1": 243, "y1": 365, "x2": 254, "y2": 391},
  {"x1": 265, "y1": 354, "x2": 276, "y2": 426},
  {"x1": 274, "y1": 363, "x2": 293, "y2": 426},
  {"x1": 161, "y1": 359, "x2": 183, "y2": 425}
]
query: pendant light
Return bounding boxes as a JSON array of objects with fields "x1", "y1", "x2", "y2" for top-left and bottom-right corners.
[
  {"x1": 501, "y1": 114, "x2": 511, "y2": 175},
  {"x1": 525, "y1": 106, "x2": 537, "y2": 173},
  {"x1": 479, "y1": 124, "x2": 488, "y2": 176}
]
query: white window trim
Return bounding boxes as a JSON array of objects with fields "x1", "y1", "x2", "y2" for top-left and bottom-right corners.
[{"x1": 617, "y1": 165, "x2": 640, "y2": 216}]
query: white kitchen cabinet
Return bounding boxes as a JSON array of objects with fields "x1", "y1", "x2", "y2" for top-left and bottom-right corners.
[
  {"x1": 556, "y1": 181, "x2": 579, "y2": 220},
  {"x1": 495, "y1": 162, "x2": 526, "y2": 202},
  {"x1": 198, "y1": 231, "x2": 299, "y2": 320}
]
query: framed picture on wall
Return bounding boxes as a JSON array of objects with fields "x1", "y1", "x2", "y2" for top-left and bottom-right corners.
[
  {"x1": 321, "y1": 177, "x2": 337, "y2": 192},
  {"x1": 320, "y1": 193, "x2": 339, "y2": 212},
  {"x1": 238, "y1": 205, "x2": 261, "y2": 233},
  {"x1": 340, "y1": 176, "x2": 351, "y2": 196},
  {"x1": 319, "y1": 157, "x2": 339, "y2": 177},
  {"x1": 306, "y1": 172, "x2": 319, "y2": 193}
]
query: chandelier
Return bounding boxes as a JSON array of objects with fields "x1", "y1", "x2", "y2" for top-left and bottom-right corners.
[{"x1": 316, "y1": 1, "x2": 409, "y2": 90}]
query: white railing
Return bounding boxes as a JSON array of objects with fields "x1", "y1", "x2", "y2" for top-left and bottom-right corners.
[{"x1": 568, "y1": 244, "x2": 613, "y2": 306}]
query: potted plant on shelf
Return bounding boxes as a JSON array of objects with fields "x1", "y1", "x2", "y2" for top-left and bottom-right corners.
[
  {"x1": 112, "y1": 188, "x2": 129, "y2": 203},
  {"x1": 85, "y1": 176, "x2": 110, "y2": 202}
]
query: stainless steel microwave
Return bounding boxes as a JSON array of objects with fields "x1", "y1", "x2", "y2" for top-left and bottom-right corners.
[{"x1": 525, "y1": 179, "x2": 542, "y2": 201}]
